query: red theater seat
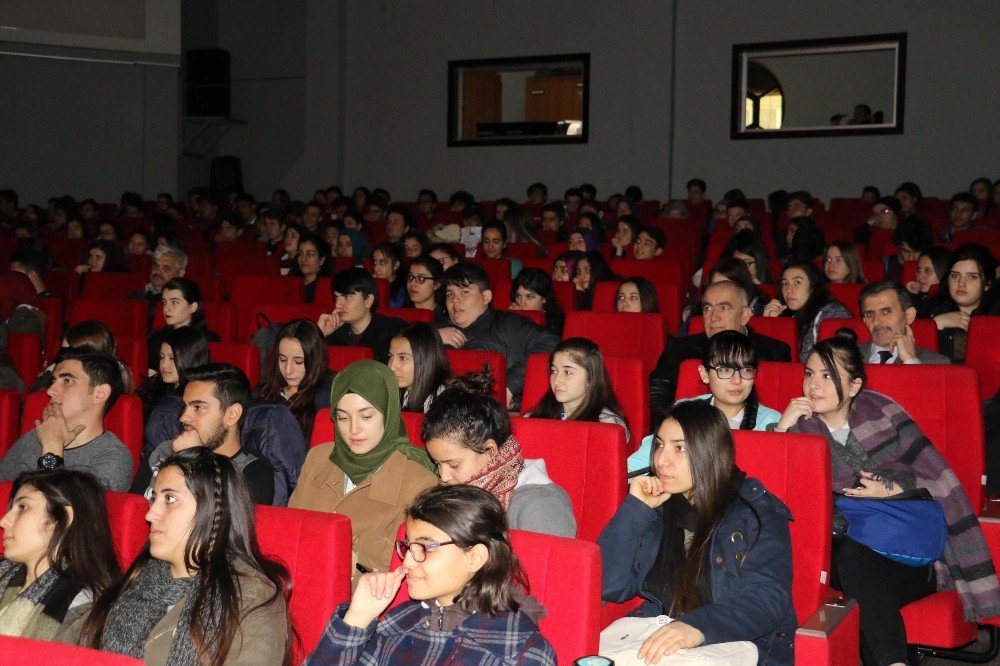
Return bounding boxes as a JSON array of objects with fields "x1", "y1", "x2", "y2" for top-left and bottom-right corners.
[
  {"x1": 521, "y1": 353, "x2": 647, "y2": 444},
  {"x1": 105, "y1": 490, "x2": 155, "y2": 569},
  {"x1": 241, "y1": 303, "x2": 329, "y2": 341},
  {"x1": 80, "y1": 272, "x2": 147, "y2": 300},
  {"x1": 255, "y1": 505, "x2": 352, "y2": 660},
  {"x1": 445, "y1": 348, "x2": 507, "y2": 406},
  {"x1": 7, "y1": 332, "x2": 40, "y2": 389},
  {"x1": 327, "y1": 345, "x2": 374, "y2": 371},
  {"x1": 379, "y1": 307, "x2": 434, "y2": 324},
  {"x1": 390, "y1": 525, "x2": 602, "y2": 663},
  {"x1": 966, "y1": 316, "x2": 1000, "y2": 400},
  {"x1": 228, "y1": 275, "x2": 304, "y2": 310},
  {"x1": 123, "y1": 253, "x2": 152, "y2": 276},
  {"x1": 215, "y1": 240, "x2": 268, "y2": 257},
  {"x1": 21, "y1": 391, "x2": 143, "y2": 475},
  {"x1": 688, "y1": 316, "x2": 800, "y2": 354},
  {"x1": 209, "y1": 342, "x2": 261, "y2": 386},
  {"x1": 216, "y1": 254, "x2": 281, "y2": 278},
  {"x1": 609, "y1": 258, "x2": 682, "y2": 285},
  {"x1": 469, "y1": 257, "x2": 513, "y2": 287},
  {"x1": 36, "y1": 295, "x2": 63, "y2": 364},
  {"x1": 0, "y1": 636, "x2": 143, "y2": 665},
  {"x1": 115, "y1": 336, "x2": 148, "y2": 389},
  {"x1": 510, "y1": 416, "x2": 628, "y2": 542},
  {"x1": 563, "y1": 311, "x2": 665, "y2": 373},
  {"x1": 591, "y1": 280, "x2": 683, "y2": 337},
  {"x1": 827, "y1": 283, "x2": 865, "y2": 317},
  {"x1": 69, "y1": 299, "x2": 147, "y2": 339},
  {"x1": 0, "y1": 390, "x2": 21, "y2": 456},
  {"x1": 818, "y1": 317, "x2": 939, "y2": 352}
]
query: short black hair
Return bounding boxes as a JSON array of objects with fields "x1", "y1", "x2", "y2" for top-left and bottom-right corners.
[
  {"x1": 686, "y1": 178, "x2": 706, "y2": 193},
  {"x1": 482, "y1": 221, "x2": 508, "y2": 243},
  {"x1": 862, "y1": 185, "x2": 881, "y2": 199},
  {"x1": 891, "y1": 217, "x2": 932, "y2": 252},
  {"x1": 563, "y1": 187, "x2": 582, "y2": 200},
  {"x1": 579, "y1": 183, "x2": 597, "y2": 199},
  {"x1": 331, "y1": 267, "x2": 378, "y2": 309},
  {"x1": 428, "y1": 242, "x2": 461, "y2": 262},
  {"x1": 418, "y1": 189, "x2": 438, "y2": 204},
  {"x1": 786, "y1": 191, "x2": 813, "y2": 209},
  {"x1": 9, "y1": 249, "x2": 48, "y2": 275},
  {"x1": 449, "y1": 190, "x2": 474, "y2": 206},
  {"x1": 441, "y1": 262, "x2": 491, "y2": 293},
  {"x1": 541, "y1": 202, "x2": 565, "y2": 220},
  {"x1": 387, "y1": 203, "x2": 415, "y2": 229},
  {"x1": 527, "y1": 182, "x2": 548, "y2": 197},
  {"x1": 52, "y1": 349, "x2": 125, "y2": 416},
  {"x1": 624, "y1": 185, "x2": 643, "y2": 202},
  {"x1": 637, "y1": 225, "x2": 666, "y2": 249},
  {"x1": 950, "y1": 192, "x2": 979, "y2": 212},
  {"x1": 184, "y1": 363, "x2": 252, "y2": 428}
]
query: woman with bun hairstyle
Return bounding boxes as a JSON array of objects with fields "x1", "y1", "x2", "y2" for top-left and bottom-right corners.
[
  {"x1": 422, "y1": 373, "x2": 576, "y2": 538},
  {"x1": 0, "y1": 469, "x2": 119, "y2": 640},
  {"x1": 306, "y1": 485, "x2": 556, "y2": 665}
]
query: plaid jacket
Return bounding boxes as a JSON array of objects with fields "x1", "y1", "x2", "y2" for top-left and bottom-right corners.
[{"x1": 305, "y1": 600, "x2": 557, "y2": 665}]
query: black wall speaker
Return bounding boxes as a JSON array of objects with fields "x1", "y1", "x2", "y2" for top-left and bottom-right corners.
[{"x1": 186, "y1": 49, "x2": 230, "y2": 117}]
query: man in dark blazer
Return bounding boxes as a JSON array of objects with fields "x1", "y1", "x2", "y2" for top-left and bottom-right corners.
[
  {"x1": 649, "y1": 280, "x2": 791, "y2": 426},
  {"x1": 858, "y1": 281, "x2": 950, "y2": 365}
]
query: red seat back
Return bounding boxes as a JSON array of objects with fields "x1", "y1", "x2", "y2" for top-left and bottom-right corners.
[
  {"x1": 378, "y1": 307, "x2": 434, "y2": 324},
  {"x1": 228, "y1": 275, "x2": 304, "y2": 309},
  {"x1": 591, "y1": 281, "x2": 682, "y2": 337},
  {"x1": 115, "y1": 336, "x2": 148, "y2": 389},
  {"x1": 123, "y1": 253, "x2": 152, "y2": 276},
  {"x1": 153, "y1": 302, "x2": 239, "y2": 343},
  {"x1": 445, "y1": 349, "x2": 507, "y2": 406},
  {"x1": 389, "y1": 524, "x2": 601, "y2": 663},
  {"x1": 468, "y1": 257, "x2": 512, "y2": 288},
  {"x1": 209, "y1": 342, "x2": 261, "y2": 386},
  {"x1": 521, "y1": 353, "x2": 647, "y2": 444},
  {"x1": 511, "y1": 416, "x2": 628, "y2": 542},
  {"x1": 733, "y1": 431, "x2": 832, "y2": 622},
  {"x1": 105, "y1": 490, "x2": 154, "y2": 570},
  {"x1": 0, "y1": 390, "x2": 21, "y2": 457},
  {"x1": 255, "y1": 505, "x2": 353, "y2": 660},
  {"x1": 242, "y1": 303, "x2": 329, "y2": 340},
  {"x1": 551, "y1": 280, "x2": 577, "y2": 313},
  {"x1": 563, "y1": 311, "x2": 665, "y2": 374},
  {"x1": 327, "y1": 345, "x2": 375, "y2": 371},
  {"x1": 21, "y1": 392, "x2": 143, "y2": 475},
  {"x1": 80, "y1": 272, "x2": 147, "y2": 300},
  {"x1": 688, "y1": 316, "x2": 800, "y2": 354},
  {"x1": 609, "y1": 258, "x2": 682, "y2": 285},
  {"x1": 817, "y1": 317, "x2": 940, "y2": 352},
  {"x1": 966, "y1": 316, "x2": 1000, "y2": 400},
  {"x1": 36, "y1": 295, "x2": 63, "y2": 364},
  {"x1": 215, "y1": 240, "x2": 267, "y2": 257},
  {"x1": 827, "y1": 283, "x2": 865, "y2": 317},
  {"x1": 7, "y1": 332, "x2": 40, "y2": 389},
  {"x1": 0, "y1": 636, "x2": 143, "y2": 664},
  {"x1": 217, "y1": 254, "x2": 281, "y2": 279},
  {"x1": 69, "y1": 299, "x2": 147, "y2": 339}
]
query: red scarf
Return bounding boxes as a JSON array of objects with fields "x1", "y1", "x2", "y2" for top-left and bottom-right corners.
[{"x1": 465, "y1": 436, "x2": 524, "y2": 510}]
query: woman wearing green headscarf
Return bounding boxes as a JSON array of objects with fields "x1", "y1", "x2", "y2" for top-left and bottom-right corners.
[{"x1": 289, "y1": 360, "x2": 438, "y2": 583}]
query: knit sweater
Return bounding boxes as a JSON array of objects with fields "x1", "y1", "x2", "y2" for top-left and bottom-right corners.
[{"x1": 0, "y1": 430, "x2": 132, "y2": 491}]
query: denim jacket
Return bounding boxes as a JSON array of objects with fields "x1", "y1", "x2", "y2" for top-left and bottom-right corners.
[{"x1": 598, "y1": 476, "x2": 796, "y2": 665}]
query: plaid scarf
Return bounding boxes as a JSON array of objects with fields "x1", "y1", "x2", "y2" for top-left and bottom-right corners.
[
  {"x1": 465, "y1": 436, "x2": 525, "y2": 510},
  {"x1": 0, "y1": 561, "x2": 71, "y2": 640},
  {"x1": 795, "y1": 390, "x2": 1000, "y2": 621}
]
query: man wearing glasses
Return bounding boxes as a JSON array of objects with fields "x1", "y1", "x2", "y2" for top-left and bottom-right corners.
[
  {"x1": 318, "y1": 268, "x2": 405, "y2": 362},
  {"x1": 649, "y1": 280, "x2": 791, "y2": 426}
]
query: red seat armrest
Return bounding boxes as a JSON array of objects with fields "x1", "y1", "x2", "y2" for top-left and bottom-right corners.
[{"x1": 795, "y1": 596, "x2": 859, "y2": 666}]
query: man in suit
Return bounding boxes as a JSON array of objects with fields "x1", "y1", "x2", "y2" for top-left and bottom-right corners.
[
  {"x1": 649, "y1": 280, "x2": 792, "y2": 426},
  {"x1": 858, "y1": 281, "x2": 950, "y2": 365}
]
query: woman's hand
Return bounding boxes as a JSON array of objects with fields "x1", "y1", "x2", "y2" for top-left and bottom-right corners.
[
  {"x1": 905, "y1": 280, "x2": 920, "y2": 295},
  {"x1": 762, "y1": 299, "x2": 786, "y2": 318},
  {"x1": 775, "y1": 397, "x2": 813, "y2": 432},
  {"x1": 637, "y1": 621, "x2": 705, "y2": 664},
  {"x1": 933, "y1": 311, "x2": 970, "y2": 331},
  {"x1": 342, "y1": 568, "x2": 407, "y2": 628},
  {"x1": 629, "y1": 475, "x2": 671, "y2": 509},
  {"x1": 74, "y1": 265, "x2": 90, "y2": 274},
  {"x1": 843, "y1": 470, "x2": 901, "y2": 498}
]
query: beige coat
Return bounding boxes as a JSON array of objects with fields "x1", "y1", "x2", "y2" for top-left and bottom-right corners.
[
  {"x1": 56, "y1": 568, "x2": 289, "y2": 665},
  {"x1": 288, "y1": 445, "x2": 438, "y2": 581}
]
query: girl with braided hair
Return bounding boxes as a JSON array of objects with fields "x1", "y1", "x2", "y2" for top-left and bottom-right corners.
[
  {"x1": 422, "y1": 371, "x2": 576, "y2": 538},
  {"x1": 66, "y1": 448, "x2": 293, "y2": 665}
]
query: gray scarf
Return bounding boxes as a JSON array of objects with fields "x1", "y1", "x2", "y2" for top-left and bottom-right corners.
[
  {"x1": 101, "y1": 558, "x2": 212, "y2": 665},
  {"x1": 0, "y1": 559, "x2": 59, "y2": 606}
]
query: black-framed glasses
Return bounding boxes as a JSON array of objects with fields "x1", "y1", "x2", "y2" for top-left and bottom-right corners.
[
  {"x1": 407, "y1": 274, "x2": 433, "y2": 284},
  {"x1": 394, "y1": 538, "x2": 456, "y2": 563},
  {"x1": 711, "y1": 365, "x2": 757, "y2": 380}
]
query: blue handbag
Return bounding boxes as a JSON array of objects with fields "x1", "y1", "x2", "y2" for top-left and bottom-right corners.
[{"x1": 834, "y1": 489, "x2": 948, "y2": 566}]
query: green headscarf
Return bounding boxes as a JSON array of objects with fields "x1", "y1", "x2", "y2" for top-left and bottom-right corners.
[{"x1": 328, "y1": 359, "x2": 435, "y2": 483}]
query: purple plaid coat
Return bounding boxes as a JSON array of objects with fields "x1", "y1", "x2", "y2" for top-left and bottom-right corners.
[{"x1": 306, "y1": 600, "x2": 557, "y2": 665}]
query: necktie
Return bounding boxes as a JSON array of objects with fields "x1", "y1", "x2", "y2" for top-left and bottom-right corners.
[{"x1": 877, "y1": 350, "x2": 893, "y2": 364}]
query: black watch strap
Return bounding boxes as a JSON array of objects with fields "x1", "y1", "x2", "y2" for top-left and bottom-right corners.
[{"x1": 37, "y1": 452, "x2": 64, "y2": 470}]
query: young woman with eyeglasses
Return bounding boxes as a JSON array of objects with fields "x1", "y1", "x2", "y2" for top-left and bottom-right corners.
[
  {"x1": 402, "y1": 255, "x2": 444, "y2": 317},
  {"x1": 306, "y1": 484, "x2": 556, "y2": 665},
  {"x1": 628, "y1": 331, "x2": 780, "y2": 474}
]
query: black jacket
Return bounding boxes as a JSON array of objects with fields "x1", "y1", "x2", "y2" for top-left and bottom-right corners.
[
  {"x1": 649, "y1": 328, "x2": 792, "y2": 426},
  {"x1": 325, "y1": 312, "x2": 405, "y2": 364},
  {"x1": 439, "y1": 307, "x2": 560, "y2": 409}
]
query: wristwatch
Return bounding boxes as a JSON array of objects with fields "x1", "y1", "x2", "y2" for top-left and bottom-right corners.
[{"x1": 37, "y1": 452, "x2": 64, "y2": 470}]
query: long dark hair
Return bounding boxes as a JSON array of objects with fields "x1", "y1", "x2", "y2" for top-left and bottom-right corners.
[
  {"x1": 392, "y1": 322, "x2": 451, "y2": 413},
  {"x1": 723, "y1": 230, "x2": 773, "y2": 284},
  {"x1": 8, "y1": 469, "x2": 120, "y2": 594},
  {"x1": 656, "y1": 401, "x2": 757, "y2": 616},
  {"x1": 137, "y1": 327, "x2": 211, "y2": 419},
  {"x1": 63, "y1": 320, "x2": 116, "y2": 355},
  {"x1": 162, "y1": 277, "x2": 208, "y2": 332},
  {"x1": 405, "y1": 485, "x2": 529, "y2": 616},
  {"x1": 256, "y1": 319, "x2": 331, "y2": 439},
  {"x1": 80, "y1": 449, "x2": 293, "y2": 665},
  {"x1": 529, "y1": 338, "x2": 628, "y2": 428},
  {"x1": 811, "y1": 331, "x2": 867, "y2": 410},
  {"x1": 510, "y1": 268, "x2": 564, "y2": 322},
  {"x1": 942, "y1": 244, "x2": 998, "y2": 314},
  {"x1": 701, "y1": 330, "x2": 760, "y2": 430},
  {"x1": 86, "y1": 240, "x2": 128, "y2": 273},
  {"x1": 777, "y1": 260, "x2": 833, "y2": 339},
  {"x1": 289, "y1": 232, "x2": 334, "y2": 279},
  {"x1": 576, "y1": 251, "x2": 614, "y2": 309},
  {"x1": 373, "y1": 241, "x2": 405, "y2": 296}
]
